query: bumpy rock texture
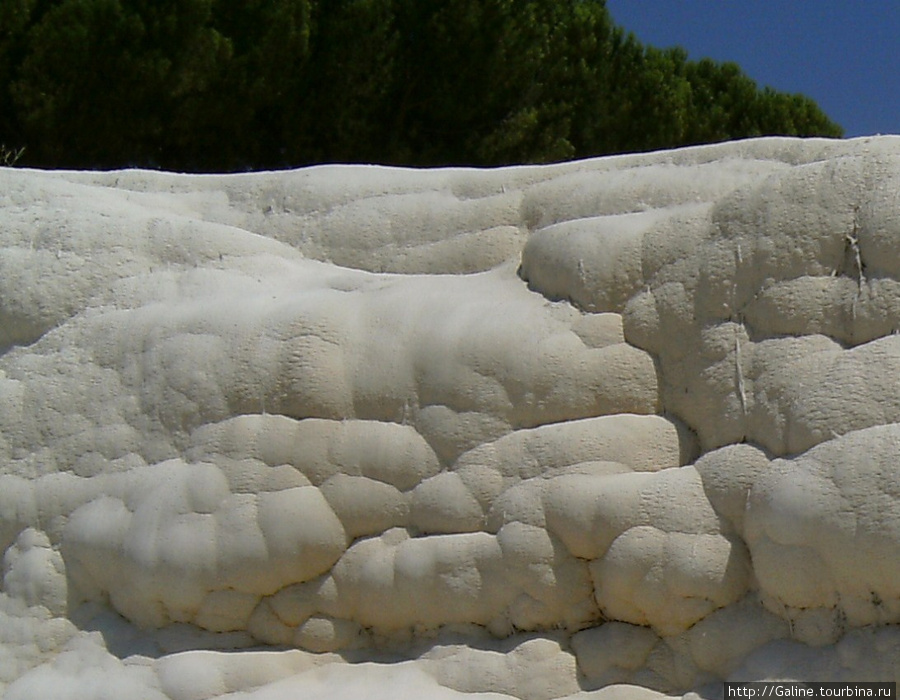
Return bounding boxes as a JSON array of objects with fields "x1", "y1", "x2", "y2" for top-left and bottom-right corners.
[{"x1": 2, "y1": 137, "x2": 900, "y2": 699}]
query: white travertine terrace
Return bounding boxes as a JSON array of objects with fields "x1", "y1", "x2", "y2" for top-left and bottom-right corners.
[{"x1": 2, "y1": 136, "x2": 900, "y2": 698}]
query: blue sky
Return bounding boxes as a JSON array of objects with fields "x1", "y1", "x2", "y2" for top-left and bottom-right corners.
[{"x1": 604, "y1": 1, "x2": 900, "y2": 138}]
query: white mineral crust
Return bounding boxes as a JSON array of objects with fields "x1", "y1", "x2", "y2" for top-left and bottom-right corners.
[{"x1": 2, "y1": 136, "x2": 900, "y2": 698}]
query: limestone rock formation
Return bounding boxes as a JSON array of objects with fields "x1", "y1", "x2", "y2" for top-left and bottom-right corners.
[{"x1": 2, "y1": 136, "x2": 900, "y2": 698}]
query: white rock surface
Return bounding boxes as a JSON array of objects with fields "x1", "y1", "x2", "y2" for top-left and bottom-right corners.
[{"x1": 2, "y1": 136, "x2": 900, "y2": 699}]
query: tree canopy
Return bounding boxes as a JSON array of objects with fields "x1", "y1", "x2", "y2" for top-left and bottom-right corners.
[{"x1": 0, "y1": 0, "x2": 843, "y2": 171}]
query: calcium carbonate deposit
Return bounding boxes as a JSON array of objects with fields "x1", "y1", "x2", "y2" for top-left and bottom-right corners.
[{"x1": 2, "y1": 136, "x2": 900, "y2": 699}]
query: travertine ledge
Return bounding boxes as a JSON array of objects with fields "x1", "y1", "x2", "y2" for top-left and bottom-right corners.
[{"x1": 2, "y1": 136, "x2": 900, "y2": 699}]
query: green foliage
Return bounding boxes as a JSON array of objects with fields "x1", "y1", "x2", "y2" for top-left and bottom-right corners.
[
  {"x1": 0, "y1": 143, "x2": 24, "y2": 165},
  {"x1": 202, "y1": 0, "x2": 313, "y2": 168},
  {"x1": 9, "y1": 0, "x2": 232, "y2": 168},
  {"x1": 0, "y1": 0, "x2": 843, "y2": 170},
  {"x1": 363, "y1": 0, "x2": 587, "y2": 165}
]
